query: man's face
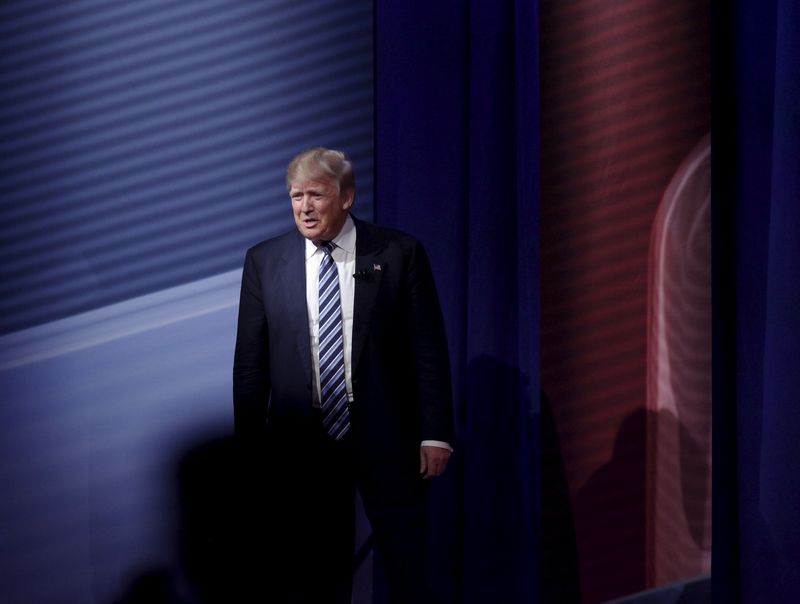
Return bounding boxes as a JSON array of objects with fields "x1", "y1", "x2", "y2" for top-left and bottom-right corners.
[{"x1": 290, "y1": 179, "x2": 354, "y2": 242}]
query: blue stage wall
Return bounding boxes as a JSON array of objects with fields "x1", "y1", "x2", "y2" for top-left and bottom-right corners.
[{"x1": 0, "y1": 0, "x2": 374, "y2": 335}]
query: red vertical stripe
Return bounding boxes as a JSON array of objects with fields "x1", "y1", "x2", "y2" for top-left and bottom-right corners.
[{"x1": 540, "y1": 0, "x2": 710, "y2": 601}]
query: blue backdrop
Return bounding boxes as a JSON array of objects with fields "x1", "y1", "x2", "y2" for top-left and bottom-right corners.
[
  {"x1": 0, "y1": 2, "x2": 374, "y2": 603},
  {"x1": 0, "y1": 0, "x2": 374, "y2": 335}
]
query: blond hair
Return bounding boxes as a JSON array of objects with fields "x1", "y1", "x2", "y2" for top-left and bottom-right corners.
[{"x1": 286, "y1": 147, "x2": 355, "y2": 193}]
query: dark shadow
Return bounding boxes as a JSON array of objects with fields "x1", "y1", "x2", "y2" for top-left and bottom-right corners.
[
  {"x1": 110, "y1": 435, "x2": 270, "y2": 604},
  {"x1": 572, "y1": 409, "x2": 648, "y2": 603},
  {"x1": 677, "y1": 576, "x2": 710, "y2": 604},
  {"x1": 111, "y1": 568, "x2": 188, "y2": 604},
  {"x1": 176, "y1": 436, "x2": 260, "y2": 603},
  {"x1": 373, "y1": 458, "x2": 465, "y2": 604},
  {"x1": 458, "y1": 354, "x2": 538, "y2": 603},
  {"x1": 571, "y1": 407, "x2": 711, "y2": 603},
  {"x1": 541, "y1": 391, "x2": 581, "y2": 603}
]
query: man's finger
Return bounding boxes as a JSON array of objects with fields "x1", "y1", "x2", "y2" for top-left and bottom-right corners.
[{"x1": 420, "y1": 449, "x2": 429, "y2": 476}]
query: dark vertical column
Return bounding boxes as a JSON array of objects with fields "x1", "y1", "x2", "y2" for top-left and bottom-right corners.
[{"x1": 711, "y1": 0, "x2": 740, "y2": 601}]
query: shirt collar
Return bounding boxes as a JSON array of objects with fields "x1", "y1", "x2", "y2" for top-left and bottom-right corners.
[{"x1": 304, "y1": 214, "x2": 356, "y2": 260}]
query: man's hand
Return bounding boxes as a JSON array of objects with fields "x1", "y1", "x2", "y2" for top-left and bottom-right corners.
[{"x1": 420, "y1": 445, "x2": 451, "y2": 479}]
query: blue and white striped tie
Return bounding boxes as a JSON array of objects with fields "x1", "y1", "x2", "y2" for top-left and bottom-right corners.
[{"x1": 318, "y1": 241, "x2": 350, "y2": 440}]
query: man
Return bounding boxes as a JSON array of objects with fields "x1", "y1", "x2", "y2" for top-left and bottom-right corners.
[{"x1": 233, "y1": 147, "x2": 454, "y2": 603}]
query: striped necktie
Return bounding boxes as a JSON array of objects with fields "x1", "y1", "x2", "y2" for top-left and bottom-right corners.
[{"x1": 318, "y1": 241, "x2": 350, "y2": 440}]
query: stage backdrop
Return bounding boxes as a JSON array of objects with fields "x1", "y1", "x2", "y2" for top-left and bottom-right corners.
[
  {"x1": 0, "y1": 2, "x2": 374, "y2": 603},
  {"x1": 539, "y1": 1, "x2": 710, "y2": 601}
]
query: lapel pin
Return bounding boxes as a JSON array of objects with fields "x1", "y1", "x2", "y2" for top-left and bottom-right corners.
[{"x1": 373, "y1": 264, "x2": 382, "y2": 271}]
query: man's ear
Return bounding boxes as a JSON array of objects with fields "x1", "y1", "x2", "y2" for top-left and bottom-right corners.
[{"x1": 341, "y1": 189, "x2": 355, "y2": 211}]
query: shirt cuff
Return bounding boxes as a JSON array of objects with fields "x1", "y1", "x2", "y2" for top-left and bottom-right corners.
[{"x1": 421, "y1": 439, "x2": 453, "y2": 452}]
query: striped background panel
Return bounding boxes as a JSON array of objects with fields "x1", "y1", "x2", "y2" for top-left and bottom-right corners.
[
  {"x1": 0, "y1": 2, "x2": 374, "y2": 603},
  {"x1": 539, "y1": 0, "x2": 710, "y2": 602},
  {"x1": 0, "y1": 0, "x2": 374, "y2": 335}
]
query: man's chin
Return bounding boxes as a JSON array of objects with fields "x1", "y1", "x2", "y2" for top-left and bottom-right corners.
[{"x1": 296, "y1": 225, "x2": 321, "y2": 240}]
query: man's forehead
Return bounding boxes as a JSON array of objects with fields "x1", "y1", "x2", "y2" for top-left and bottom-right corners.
[{"x1": 289, "y1": 179, "x2": 336, "y2": 193}]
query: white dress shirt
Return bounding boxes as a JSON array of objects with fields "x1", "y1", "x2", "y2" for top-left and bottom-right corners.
[
  {"x1": 304, "y1": 215, "x2": 451, "y2": 452},
  {"x1": 305, "y1": 215, "x2": 357, "y2": 407}
]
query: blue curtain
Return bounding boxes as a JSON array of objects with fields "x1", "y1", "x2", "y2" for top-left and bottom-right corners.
[
  {"x1": 713, "y1": 0, "x2": 800, "y2": 601},
  {"x1": 374, "y1": 2, "x2": 540, "y2": 602}
]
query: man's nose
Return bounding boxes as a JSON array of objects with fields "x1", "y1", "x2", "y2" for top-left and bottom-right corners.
[{"x1": 299, "y1": 195, "x2": 312, "y2": 211}]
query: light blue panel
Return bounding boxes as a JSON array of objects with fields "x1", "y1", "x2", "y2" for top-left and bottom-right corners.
[
  {"x1": 0, "y1": 273, "x2": 241, "y2": 603},
  {"x1": 0, "y1": 272, "x2": 374, "y2": 602}
]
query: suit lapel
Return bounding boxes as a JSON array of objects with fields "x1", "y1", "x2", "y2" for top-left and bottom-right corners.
[
  {"x1": 352, "y1": 219, "x2": 385, "y2": 376},
  {"x1": 277, "y1": 232, "x2": 312, "y2": 370}
]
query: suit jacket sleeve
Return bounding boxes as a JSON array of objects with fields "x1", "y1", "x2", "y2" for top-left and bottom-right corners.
[
  {"x1": 405, "y1": 238, "x2": 454, "y2": 444},
  {"x1": 232, "y1": 248, "x2": 270, "y2": 441}
]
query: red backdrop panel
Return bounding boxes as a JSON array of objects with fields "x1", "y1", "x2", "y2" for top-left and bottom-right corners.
[{"x1": 540, "y1": 1, "x2": 710, "y2": 601}]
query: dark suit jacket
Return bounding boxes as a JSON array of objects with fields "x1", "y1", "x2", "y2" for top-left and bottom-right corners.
[{"x1": 233, "y1": 216, "x2": 453, "y2": 500}]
